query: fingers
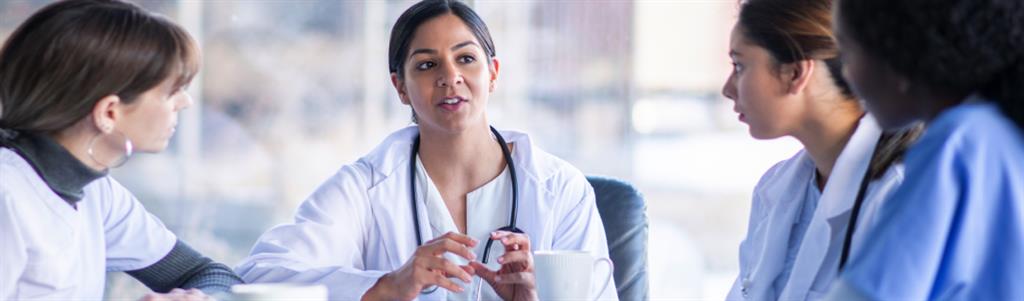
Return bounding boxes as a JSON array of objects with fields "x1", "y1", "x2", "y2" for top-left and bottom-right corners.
[
  {"x1": 428, "y1": 232, "x2": 479, "y2": 248},
  {"x1": 421, "y1": 233, "x2": 477, "y2": 262},
  {"x1": 431, "y1": 273, "x2": 467, "y2": 294},
  {"x1": 491, "y1": 231, "x2": 531, "y2": 252},
  {"x1": 416, "y1": 256, "x2": 473, "y2": 284},
  {"x1": 496, "y1": 249, "x2": 533, "y2": 271},
  {"x1": 469, "y1": 261, "x2": 498, "y2": 285},
  {"x1": 495, "y1": 271, "x2": 536, "y2": 287}
]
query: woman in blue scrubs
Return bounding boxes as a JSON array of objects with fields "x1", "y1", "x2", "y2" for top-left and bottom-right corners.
[{"x1": 830, "y1": 0, "x2": 1024, "y2": 299}]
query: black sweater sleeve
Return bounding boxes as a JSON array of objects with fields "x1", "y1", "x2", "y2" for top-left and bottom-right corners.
[{"x1": 127, "y1": 240, "x2": 244, "y2": 294}]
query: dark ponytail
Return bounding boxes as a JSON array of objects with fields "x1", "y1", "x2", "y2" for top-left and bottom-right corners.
[{"x1": 869, "y1": 124, "x2": 924, "y2": 179}]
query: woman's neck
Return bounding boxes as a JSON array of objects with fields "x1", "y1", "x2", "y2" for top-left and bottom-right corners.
[
  {"x1": 50, "y1": 123, "x2": 107, "y2": 172},
  {"x1": 417, "y1": 123, "x2": 507, "y2": 233},
  {"x1": 918, "y1": 90, "x2": 970, "y2": 124},
  {"x1": 418, "y1": 124, "x2": 505, "y2": 177},
  {"x1": 793, "y1": 100, "x2": 863, "y2": 189}
]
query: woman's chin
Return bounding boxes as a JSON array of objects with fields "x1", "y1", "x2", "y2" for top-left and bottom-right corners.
[
  {"x1": 134, "y1": 140, "x2": 170, "y2": 153},
  {"x1": 748, "y1": 127, "x2": 782, "y2": 140}
]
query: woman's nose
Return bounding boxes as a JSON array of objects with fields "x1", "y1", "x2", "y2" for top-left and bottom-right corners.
[
  {"x1": 722, "y1": 73, "x2": 737, "y2": 100},
  {"x1": 436, "y1": 62, "x2": 464, "y2": 87},
  {"x1": 176, "y1": 92, "x2": 195, "y2": 111}
]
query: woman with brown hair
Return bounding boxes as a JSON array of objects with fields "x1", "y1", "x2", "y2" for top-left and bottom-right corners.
[
  {"x1": 720, "y1": 0, "x2": 920, "y2": 299},
  {"x1": 0, "y1": 0, "x2": 242, "y2": 300}
]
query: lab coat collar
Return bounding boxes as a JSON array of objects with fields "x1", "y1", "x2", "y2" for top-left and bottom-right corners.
[
  {"x1": 359, "y1": 126, "x2": 554, "y2": 270},
  {"x1": 779, "y1": 114, "x2": 883, "y2": 299},
  {"x1": 820, "y1": 114, "x2": 882, "y2": 222},
  {"x1": 358, "y1": 125, "x2": 556, "y2": 188}
]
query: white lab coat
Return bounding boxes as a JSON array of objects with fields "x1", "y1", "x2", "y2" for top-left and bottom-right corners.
[
  {"x1": 0, "y1": 148, "x2": 177, "y2": 300},
  {"x1": 236, "y1": 126, "x2": 617, "y2": 301},
  {"x1": 727, "y1": 115, "x2": 904, "y2": 301}
]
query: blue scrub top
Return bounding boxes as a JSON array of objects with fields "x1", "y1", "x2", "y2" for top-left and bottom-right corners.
[{"x1": 840, "y1": 99, "x2": 1024, "y2": 299}]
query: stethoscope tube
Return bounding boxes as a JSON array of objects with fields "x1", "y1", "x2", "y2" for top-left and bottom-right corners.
[{"x1": 409, "y1": 126, "x2": 522, "y2": 295}]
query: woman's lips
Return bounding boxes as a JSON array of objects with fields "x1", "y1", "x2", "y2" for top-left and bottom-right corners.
[{"x1": 438, "y1": 96, "x2": 467, "y2": 112}]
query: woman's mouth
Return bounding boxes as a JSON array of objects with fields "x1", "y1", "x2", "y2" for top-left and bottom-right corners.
[{"x1": 439, "y1": 96, "x2": 467, "y2": 112}]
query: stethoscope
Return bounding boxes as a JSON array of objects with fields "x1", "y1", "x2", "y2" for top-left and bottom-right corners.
[
  {"x1": 837, "y1": 135, "x2": 885, "y2": 273},
  {"x1": 409, "y1": 126, "x2": 523, "y2": 295}
]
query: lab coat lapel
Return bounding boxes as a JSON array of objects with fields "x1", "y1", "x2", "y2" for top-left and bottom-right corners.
[
  {"x1": 746, "y1": 153, "x2": 814, "y2": 299},
  {"x1": 779, "y1": 114, "x2": 882, "y2": 300},
  {"x1": 367, "y1": 171, "x2": 422, "y2": 269},
  {"x1": 362, "y1": 126, "x2": 424, "y2": 269}
]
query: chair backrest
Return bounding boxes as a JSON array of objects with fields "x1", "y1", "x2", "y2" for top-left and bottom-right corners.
[{"x1": 587, "y1": 175, "x2": 649, "y2": 301}]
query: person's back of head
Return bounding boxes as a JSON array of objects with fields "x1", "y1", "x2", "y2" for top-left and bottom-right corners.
[{"x1": 837, "y1": 0, "x2": 1024, "y2": 129}]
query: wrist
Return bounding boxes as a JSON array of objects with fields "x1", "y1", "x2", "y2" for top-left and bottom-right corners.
[{"x1": 362, "y1": 273, "x2": 395, "y2": 301}]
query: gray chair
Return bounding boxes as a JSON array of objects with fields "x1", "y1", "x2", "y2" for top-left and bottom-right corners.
[{"x1": 587, "y1": 175, "x2": 649, "y2": 301}]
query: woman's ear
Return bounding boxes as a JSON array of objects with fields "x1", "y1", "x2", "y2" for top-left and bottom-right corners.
[
  {"x1": 489, "y1": 57, "x2": 500, "y2": 92},
  {"x1": 783, "y1": 59, "x2": 816, "y2": 95},
  {"x1": 91, "y1": 95, "x2": 121, "y2": 134},
  {"x1": 390, "y1": 72, "x2": 411, "y2": 105},
  {"x1": 389, "y1": 72, "x2": 409, "y2": 105}
]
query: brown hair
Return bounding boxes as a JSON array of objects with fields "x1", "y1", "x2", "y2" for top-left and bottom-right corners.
[
  {"x1": 739, "y1": 0, "x2": 852, "y2": 97},
  {"x1": 739, "y1": 0, "x2": 923, "y2": 179},
  {"x1": 0, "y1": 0, "x2": 200, "y2": 133}
]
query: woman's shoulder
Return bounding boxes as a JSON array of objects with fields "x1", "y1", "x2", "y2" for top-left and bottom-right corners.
[
  {"x1": 500, "y1": 130, "x2": 587, "y2": 187},
  {"x1": 753, "y1": 150, "x2": 813, "y2": 198},
  {"x1": 924, "y1": 101, "x2": 1024, "y2": 151},
  {"x1": 0, "y1": 148, "x2": 47, "y2": 197},
  {"x1": 908, "y1": 102, "x2": 1024, "y2": 174}
]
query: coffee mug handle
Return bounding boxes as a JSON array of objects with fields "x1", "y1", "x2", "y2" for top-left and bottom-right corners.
[{"x1": 590, "y1": 257, "x2": 615, "y2": 301}]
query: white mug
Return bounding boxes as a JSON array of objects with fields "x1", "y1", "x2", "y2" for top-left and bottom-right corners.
[
  {"x1": 534, "y1": 250, "x2": 614, "y2": 301},
  {"x1": 224, "y1": 283, "x2": 327, "y2": 301}
]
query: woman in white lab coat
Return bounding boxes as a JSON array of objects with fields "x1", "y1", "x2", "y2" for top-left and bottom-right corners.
[
  {"x1": 720, "y1": 0, "x2": 921, "y2": 300},
  {"x1": 0, "y1": 1, "x2": 242, "y2": 300},
  {"x1": 234, "y1": 1, "x2": 616, "y2": 300}
]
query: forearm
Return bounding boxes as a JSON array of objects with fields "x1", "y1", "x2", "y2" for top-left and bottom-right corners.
[{"x1": 127, "y1": 240, "x2": 244, "y2": 295}]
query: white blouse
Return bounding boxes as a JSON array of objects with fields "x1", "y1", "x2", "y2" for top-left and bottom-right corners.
[{"x1": 415, "y1": 155, "x2": 511, "y2": 301}]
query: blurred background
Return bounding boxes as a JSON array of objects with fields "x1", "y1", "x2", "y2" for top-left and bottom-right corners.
[{"x1": 1, "y1": 0, "x2": 802, "y2": 299}]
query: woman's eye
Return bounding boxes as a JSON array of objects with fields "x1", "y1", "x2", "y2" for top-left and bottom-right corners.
[
  {"x1": 458, "y1": 55, "x2": 476, "y2": 64},
  {"x1": 731, "y1": 62, "x2": 744, "y2": 73},
  {"x1": 416, "y1": 61, "x2": 435, "y2": 70}
]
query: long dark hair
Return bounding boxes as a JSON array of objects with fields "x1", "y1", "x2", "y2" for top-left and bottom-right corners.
[
  {"x1": 838, "y1": 0, "x2": 1024, "y2": 129},
  {"x1": 740, "y1": 0, "x2": 922, "y2": 179},
  {"x1": 0, "y1": 0, "x2": 200, "y2": 134},
  {"x1": 388, "y1": 0, "x2": 496, "y2": 78}
]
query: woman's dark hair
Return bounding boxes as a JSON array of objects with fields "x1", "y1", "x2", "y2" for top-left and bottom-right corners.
[
  {"x1": 838, "y1": 0, "x2": 1024, "y2": 129},
  {"x1": 388, "y1": 0, "x2": 496, "y2": 78},
  {"x1": 739, "y1": 0, "x2": 853, "y2": 97},
  {"x1": 741, "y1": 0, "x2": 923, "y2": 179},
  {"x1": 0, "y1": 0, "x2": 200, "y2": 133}
]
